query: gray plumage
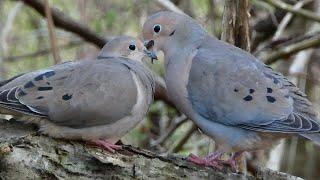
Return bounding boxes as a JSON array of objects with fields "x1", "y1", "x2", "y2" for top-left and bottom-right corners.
[
  {"x1": 142, "y1": 11, "x2": 320, "y2": 152},
  {"x1": 0, "y1": 36, "x2": 154, "y2": 142}
]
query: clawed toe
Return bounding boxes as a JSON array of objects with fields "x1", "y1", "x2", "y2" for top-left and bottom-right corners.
[{"x1": 91, "y1": 139, "x2": 122, "y2": 153}]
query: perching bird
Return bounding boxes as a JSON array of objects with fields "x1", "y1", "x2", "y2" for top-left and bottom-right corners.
[
  {"x1": 0, "y1": 36, "x2": 155, "y2": 152},
  {"x1": 142, "y1": 11, "x2": 320, "y2": 170}
]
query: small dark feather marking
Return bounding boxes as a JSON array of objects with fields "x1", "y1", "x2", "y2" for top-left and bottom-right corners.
[
  {"x1": 44, "y1": 71, "x2": 56, "y2": 78},
  {"x1": 284, "y1": 95, "x2": 290, "y2": 99},
  {"x1": 234, "y1": 88, "x2": 239, "y2": 92},
  {"x1": 24, "y1": 81, "x2": 35, "y2": 88},
  {"x1": 267, "y1": 88, "x2": 273, "y2": 93},
  {"x1": 243, "y1": 95, "x2": 253, "y2": 101},
  {"x1": 266, "y1": 96, "x2": 276, "y2": 103},
  {"x1": 249, "y1": 89, "x2": 255, "y2": 94},
  {"x1": 46, "y1": 82, "x2": 50, "y2": 85},
  {"x1": 62, "y1": 94, "x2": 73, "y2": 101},
  {"x1": 273, "y1": 79, "x2": 280, "y2": 84},
  {"x1": 17, "y1": 89, "x2": 27, "y2": 96},
  {"x1": 34, "y1": 71, "x2": 55, "y2": 81},
  {"x1": 37, "y1": 96, "x2": 44, "y2": 99},
  {"x1": 38, "y1": 87, "x2": 53, "y2": 91}
]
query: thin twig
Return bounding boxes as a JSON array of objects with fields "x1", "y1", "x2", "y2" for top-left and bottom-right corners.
[
  {"x1": 151, "y1": 115, "x2": 188, "y2": 147},
  {"x1": 15, "y1": 0, "x2": 107, "y2": 48},
  {"x1": 266, "y1": 0, "x2": 320, "y2": 23},
  {"x1": 155, "y1": 0, "x2": 186, "y2": 15},
  {"x1": 3, "y1": 40, "x2": 82, "y2": 62},
  {"x1": 272, "y1": 0, "x2": 313, "y2": 40},
  {"x1": 168, "y1": 123, "x2": 197, "y2": 153},
  {"x1": 264, "y1": 33, "x2": 320, "y2": 64},
  {"x1": 44, "y1": 0, "x2": 61, "y2": 64}
]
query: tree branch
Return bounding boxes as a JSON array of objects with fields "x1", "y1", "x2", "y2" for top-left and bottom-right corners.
[
  {"x1": 221, "y1": 0, "x2": 251, "y2": 51},
  {"x1": 3, "y1": 40, "x2": 82, "y2": 62},
  {"x1": 0, "y1": 118, "x2": 303, "y2": 179},
  {"x1": 266, "y1": 0, "x2": 320, "y2": 23},
  {"x1": 14, "y1": 0, "x2": 107, "y2": 48},
  {"x1": 44, "y1": 0, "x2": 61, "y2": 64},
  {"x1": 155, "y1": 0, "x2": 186, "y2": 15},
  {"x1": 264, "y1": 32, "x2": 320, "y2": 64}
]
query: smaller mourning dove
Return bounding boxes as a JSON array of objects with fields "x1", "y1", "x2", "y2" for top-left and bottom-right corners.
[
  {"x1": 0, "y1": 36, "x2": 155, "y2": 152},
  {"x1": 142, "y1": 11, "x2": 320, "y2": 170}
]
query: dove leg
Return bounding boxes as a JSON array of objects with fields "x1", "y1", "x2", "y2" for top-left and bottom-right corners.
[
  {"x1": 92, "y1": 139, "x2": 122, "y2": 153},
  {"x1": 222, "y1": 151, "x2": 244, "y2": 172},
  {"x1": 187, "y1": 152, "x2": 224, "y2": 170}
]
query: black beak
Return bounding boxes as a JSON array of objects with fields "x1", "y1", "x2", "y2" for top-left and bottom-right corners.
[
  {"x1": 144, "y1": 40, "x2": 158, "y2": 63},
  {"x1": 144, "y1": 40, "x2": 154, "y2": 50}
]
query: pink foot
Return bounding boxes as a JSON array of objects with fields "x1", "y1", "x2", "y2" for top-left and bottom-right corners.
[
  {"x1": 187, "y1": 152, "x2": 223, "y2": 170},
  {"x1": 92, "y1": 139, "x2": 122, "y2": 153},
  {"x1": 222, "y1": 151, "x2": 244, "y2": 172}
]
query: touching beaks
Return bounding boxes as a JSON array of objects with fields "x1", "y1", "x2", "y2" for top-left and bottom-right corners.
[
  {"x1": 143, "y1": 40, "x2": 158, "y2": 63},
  {"x1": 144, "y1": 40, "x2": 154, "y2": 50}
]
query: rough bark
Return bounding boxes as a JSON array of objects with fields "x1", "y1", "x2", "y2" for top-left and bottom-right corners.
[
  {"x1": 221, "y1": 0, "x2": 251, "y2": 51},
  {"x1": 0, "y1": 119, "x2": 303, "y2": 179}
]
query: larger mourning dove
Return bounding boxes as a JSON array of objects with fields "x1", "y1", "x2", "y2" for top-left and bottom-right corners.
[
  {"x1": 142, "y1": 11, "x2": 320, "y2": 170},
  {"x1": 0, "y1": 36, "x2": 155, "y2": 152}
]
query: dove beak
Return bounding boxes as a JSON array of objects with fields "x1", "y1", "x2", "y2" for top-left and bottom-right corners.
[{"x1": 144, "y1": 40, "x2": 158, "y2": 63}]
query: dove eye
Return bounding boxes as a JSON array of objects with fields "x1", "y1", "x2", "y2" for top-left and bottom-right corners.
[
  {"x1": 129, "y1": 44, "x2": 136, "y2": 51},
  {"x1": 153, "y1": 24, "x2": 161, "y2": 33}
]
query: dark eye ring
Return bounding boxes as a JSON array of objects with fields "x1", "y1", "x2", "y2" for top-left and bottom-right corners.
[
  {"x1": 129, "y1": 44, "x2": 136, "y2": 51},
  {"x1": 153, "y1": 24, "x2": 161, "y2": 33}
]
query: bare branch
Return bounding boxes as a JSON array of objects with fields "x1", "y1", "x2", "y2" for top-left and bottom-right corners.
[
  {"x1": 151, "y1": 115, "x2": 188, "y2": 147},
  {"x1": 272, "y1": 0, "x2": 314, "y2": 40},
  {"x1": 266, "y1": 0, "x2": 320, "y2": 23},
  {"x1": 264, "y1": 32, "x2": 320, "y2": 64},
  {"x1": 44, "y1": 0, "x2": 61, "y2": 64},
  {"x1": 14, "y1": 0, "x2": 107, "y2": 48},
  {"x1": 221, "y1": 0, "x2": 251, "y2": 51},
  {"x1": 168, "y1": 123, "x2": 197, "y2": 153},
  {"x1": 155, "y1": 0, "x2": 186, "y2": 15},
  {"x1": 3, "y1": 40, "x2": 82, "y2": 62}
]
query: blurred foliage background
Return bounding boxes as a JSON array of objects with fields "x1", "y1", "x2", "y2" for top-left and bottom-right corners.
[{"x1": 1, "y1": 0, "x2": 320, "y2": 179}]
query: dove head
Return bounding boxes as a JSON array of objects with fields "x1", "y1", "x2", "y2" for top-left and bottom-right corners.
[
  {"x1": 98, "y1": 36, "x2": 155, "y2": 62},
  {"x1": 142, "y1": 11, "x2": 206, "y2": 55}
]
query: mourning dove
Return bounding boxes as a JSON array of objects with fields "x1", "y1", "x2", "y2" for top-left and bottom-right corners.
[
  {"x1": 142, "y1": 11, "x2": 320, "y2": 170},
  {"x1": 0, "y1": 36, "x2": 155, "y2": 152}
]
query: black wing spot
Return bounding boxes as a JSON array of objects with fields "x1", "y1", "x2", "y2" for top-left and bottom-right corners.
[
  {"x1": 243, "y1": 95, "x2": 253, "y2": 101},
  {"x1": 36, "y1": 96, "x2": 44, "y2": 99},
  {"x1": 34, "y1": 71, "x2": 56, "y2": 81},
  {"x1": 38, "y1": 87, "x2": 53, "y2": 91},
  {"x1": 24, "y1": 81, "x2": 35, "y2": 88},
  {"x1": 249, "y1": 89, "x2": 255, "y2": 94},
  {"x1": 273, "y1": 79, "x2": 280, "y2": 84},
  {"x1": 267, "y1": 88, "x2": 273, "y2": 93},
  {"x1": 266, "y1": 96, "x2": 276, "y2": 103},
  {"x1": 234, "y1": 88, "x2": 239, "y2": 92},
  {"x1": 62, "y1": 94, "x2": 73, "y2": 101}
]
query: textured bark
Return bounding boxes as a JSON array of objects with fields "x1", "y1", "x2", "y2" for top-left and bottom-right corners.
[
  {"x1": 0, "y1": 119, "x2": 303, "y2": 179},
  {"x1": 221, "y1": 0, "x2": 251, "y2": 51}
]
